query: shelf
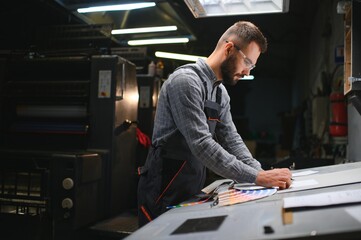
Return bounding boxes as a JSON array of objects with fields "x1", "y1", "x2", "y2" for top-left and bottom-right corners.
[{"x1": 344, "y1": 3, "x2": 352, "y2": 95}]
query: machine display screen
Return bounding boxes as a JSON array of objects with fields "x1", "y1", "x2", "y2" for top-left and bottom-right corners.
[{"x1": 171, "y1": 215, "x2": 227, "y2": 235}]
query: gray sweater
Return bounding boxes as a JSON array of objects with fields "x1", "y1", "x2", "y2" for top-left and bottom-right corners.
[{"x1": 152, "y1": 58, "x2": 262, "y2": 183}]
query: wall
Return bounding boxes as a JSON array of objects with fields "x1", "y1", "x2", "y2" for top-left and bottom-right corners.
[
  {"x1": 301, "y1": 0, "x2": 361, "y2": 161},
  {"x1": 307, "y1": 0, "x2": 344, "y2": 95},
  {"x1": 227, "y1": 75, "x2": 292, "y2": 143},
  {"x1": 224, "y1": 0, "x2": 361, "y2": 162}
]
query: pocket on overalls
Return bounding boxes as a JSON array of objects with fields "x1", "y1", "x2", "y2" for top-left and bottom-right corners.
[
  {"x1": 155, "y1": 157, "x2": 187, "y2": 205},
  {"x1": 137, "y1": 147, "x2": 163, "y2": 223},
  {"x1": 204, "y1": 100, "x2": 221, "y2": 136}
]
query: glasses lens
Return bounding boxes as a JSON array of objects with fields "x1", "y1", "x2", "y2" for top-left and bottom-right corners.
[
  {"x1": 234, "y1": 44, "x2": 255, "y2": 70},
  {"x1": 244, "y1": 58, "x2": 255, "y2": 70}
]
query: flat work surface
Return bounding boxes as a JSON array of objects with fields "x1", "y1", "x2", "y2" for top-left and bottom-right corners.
[{"x1": 126, "y1": 162, "x2": 361, "y2": 240}]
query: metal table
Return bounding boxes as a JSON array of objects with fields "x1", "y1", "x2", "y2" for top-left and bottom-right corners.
[{"x1": 126, "y1": 162, "x2": 361, "y2": 239}]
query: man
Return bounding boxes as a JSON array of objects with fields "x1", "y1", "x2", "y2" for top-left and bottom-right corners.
[{"x1": 137, "y1": 21, "x2": 292, "y2": 226}]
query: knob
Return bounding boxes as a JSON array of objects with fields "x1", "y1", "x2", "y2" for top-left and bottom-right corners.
[
  {"x1": 62, "y1": 178, "x2": 74, "y2": 190},
  {"x1": 61, "y1": 198, "x2": 73, "y2": 209}
]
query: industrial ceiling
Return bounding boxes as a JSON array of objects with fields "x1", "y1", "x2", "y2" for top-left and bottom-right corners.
[{"x1": 0, "y1": 0, "x2": 322, "y2": 78}]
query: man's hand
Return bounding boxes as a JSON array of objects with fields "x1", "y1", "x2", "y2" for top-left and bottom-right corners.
[{"x1": 255, "y1": 168, "x2": 292, "y2": 190}]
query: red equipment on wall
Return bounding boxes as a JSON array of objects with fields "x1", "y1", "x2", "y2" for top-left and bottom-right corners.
[{"x1": 329, "y1": 92, "x2": 348, "y2": 136}]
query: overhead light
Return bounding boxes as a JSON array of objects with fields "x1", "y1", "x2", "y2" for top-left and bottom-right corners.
[
  {"x1": 112, "y1": 26, "x2": 177, "y2": 35},
  {"x1": 128, "y1": 38, "x2": 189, "y2": 46},
  {"x1": 155, "y1": 51, "x2": 206, "y2": 62},
  {"x1": 184, "y1": 0, "x2": 289, "y2": 18},
  {"x1": 77, "y1": 2, "x2": 156, "y2": 13},
  {"x1": 240, "y1": 75, "x2": 254, "y2": 80}
]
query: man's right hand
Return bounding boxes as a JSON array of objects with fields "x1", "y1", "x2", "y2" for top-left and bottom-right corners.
[{"x1": 255, "y1": 168, "x2": 292, "y2": 190}]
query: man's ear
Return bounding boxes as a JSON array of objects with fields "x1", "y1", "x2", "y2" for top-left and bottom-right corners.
[
  {"x1": 225, "y1": 45, "x2": 231, "y2": 57},
  {"x1": 224, "y1": 41, "x2": 233, "y2": 56}
]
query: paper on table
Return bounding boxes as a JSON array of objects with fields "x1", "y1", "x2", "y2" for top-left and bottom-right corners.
[
  {"x1": 290, "y1": 179, "x2": 318, "y2": 188},
  {"x1": 292, "y1": 170, "x2": 318, "y2": 177},
  {"x1": 201, "y1": 179, "x2": 233, "y2": 194},
  {"x1": 280, "y1": 167, "x2": 361, "y2": 194},
  {"x1": 283, "y1": 189, "x2": 361, "y2": 208},
  {"x1": 233, "y1": 183, "x2": 266, "y2": 190}
]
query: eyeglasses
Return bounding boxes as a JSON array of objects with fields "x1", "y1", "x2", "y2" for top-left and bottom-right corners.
[{"x1": 225, "y1": 40, "x2": 256, "y2": 70}]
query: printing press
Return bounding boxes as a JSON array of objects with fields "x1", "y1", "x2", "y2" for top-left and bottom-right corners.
[{"x1": 0, "y1": 54, "x2": 139, "y2": 240}]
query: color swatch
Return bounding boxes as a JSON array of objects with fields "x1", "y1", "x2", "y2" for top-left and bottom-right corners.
[{"x1": 217, "y1": 188, "x2": 277, "y2": 207}]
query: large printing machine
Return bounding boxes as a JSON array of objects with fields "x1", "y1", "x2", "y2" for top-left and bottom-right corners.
[
  {"x1": 126, "y1": 161, "x2": 361, "y2": 240},
  {"x1": 0, "y1": 54, "x2": 139, "y2": 240}
]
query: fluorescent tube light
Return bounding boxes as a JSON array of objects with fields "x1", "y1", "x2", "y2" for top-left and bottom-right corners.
[
  {"x1": 155, "y1": 51, "x2": 206, "y2": 62},
  {"x1": 112, "y1": 26, "x2": 177, "y2": 35},
  {"x1": 128, "y1": 38, "x2": 189, "y2": 46},
  {"x1": 77, "y1": 2, "x2": 156, "y2": 13},
  {"x1": 240, "y1": 75, "x2": 254, "y2": 80}
]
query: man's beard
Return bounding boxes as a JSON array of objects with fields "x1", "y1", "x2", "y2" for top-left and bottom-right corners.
[{"x1": 220, "y1": 53, "x2": 239, "y2": 86}]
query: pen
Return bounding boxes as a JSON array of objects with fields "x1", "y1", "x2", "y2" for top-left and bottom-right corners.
[{"x1": 228, "y1": 180, "x2": 235, "y2": 189}]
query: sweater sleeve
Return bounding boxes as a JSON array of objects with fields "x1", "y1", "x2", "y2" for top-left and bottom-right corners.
[{"x1": 163, "y1": 71, "x2": 261, "y2": 183}]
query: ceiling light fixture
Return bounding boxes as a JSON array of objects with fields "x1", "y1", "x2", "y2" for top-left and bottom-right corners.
[
  {"x1": 240, "y1": 75, "x2": 254, "y2": 80},
  {"x1": 77, "y1": 2, "x2": 156, "y2": 13},
  {"x1": 112, "y1": 26, "x2": 177, "y2": 35},
  {"x1": 184, "y1": 0, "x2": 289, "y2": 18},
  {"x1": 155, "y1": 51, "x2": 206, "y2": 62},
  {"x1": 128, "y1": 38, "x2": 189, "y2": 46}
]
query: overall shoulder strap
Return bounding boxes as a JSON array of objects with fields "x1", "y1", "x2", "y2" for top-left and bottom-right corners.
[
  {"x1": 175, "y1": 63, "x2": 210, "y2": 100},
  {"x1": 216, "y1": 86, "x2": 222, "y2": 105}
]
